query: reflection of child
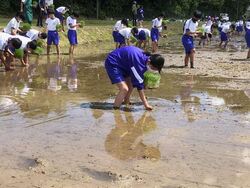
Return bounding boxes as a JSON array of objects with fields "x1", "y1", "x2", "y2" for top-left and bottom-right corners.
[
  {"x1": 46, "y1": 9, "x2": 61, "y2": 55},
  {"x1": 66, "y1": 12, "x2": 80, "y2": 54},
  {"x1": 245, "y1": 20, "x2": 250, "y2": 59},
  {"x1": 104, "y1": 46, "x2": 164, "y2": 110},
  {"x1": 67, "y1": 58, "x2": 78, "y2": 91}
]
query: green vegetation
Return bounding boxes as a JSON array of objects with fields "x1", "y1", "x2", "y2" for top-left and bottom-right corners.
[
  {"x1": 144, "y1": 71, "x2": 161, "y2": 89},
  {"x1": 33, "y1": 46, "x2": 44, "y2": 55},
  {"x1": 14, "y1": 48, "x2": 24, "y2": 59}
]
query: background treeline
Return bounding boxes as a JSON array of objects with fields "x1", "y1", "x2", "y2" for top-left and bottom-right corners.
[{"x1": 0, "y1": 0, "x2": 249, "y2": 20}]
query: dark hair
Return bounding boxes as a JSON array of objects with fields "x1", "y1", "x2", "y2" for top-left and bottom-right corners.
[
  {"x1": 16, "y1": 12, "x2": 25, "y2": 21},
  {"x1": 150, "y1": 54, "x2": 165, "y2": 73},
  {"x1": 39, "y1": 32, "x2": 47, "y2": 39},
  {"x1": 10, "y1": 38, "x2": 22, "y2": 49},
  {"x1": 131, "y1": 27, "x2": 138, "y2": 34},
  {"x1": 121, "y1": 18, "x2": 128, "y2": 27},
  {"x1": 27, "y1": 40, "x2": 37, "y2": 50},
  {"x1": 193, "y1": 10, "x2": 202, "y2": 19},
  {"x1": 72, "y1": 11, "x2": 80, "y2": 18},
  {"x1": 47, "y1": 8, "x2": 55, "y2": 15},
  {"x1": 159, "y1": 13, "x2": 165, "y2": 18}
]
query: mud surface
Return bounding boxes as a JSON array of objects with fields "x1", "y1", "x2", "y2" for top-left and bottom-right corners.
[{"x1": 0, "y1": 34, "x2": 250, "y2": 188}]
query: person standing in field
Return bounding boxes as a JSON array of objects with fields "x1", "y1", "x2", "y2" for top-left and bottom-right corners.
[
  {"x1": 182, "y1": 10, "x2": 202, "y2": 68},
  {"x1": 245, "y1": 20, "x2": 250, "y2": 59},
  {"x1": 137, "y1": 5, "x2": 144, "y2": 28},
  {"x1": 36, "y1": 0, "x2": 46, "y2": 27},
  {"x1": 45, "y1": 9, "x2": 61, "y2": 55},
  {"x1": 66, "y1": 12, "x2": 80, "y2": 55},
  {"x1": 21, "y1": 0, "x2": 33, "y2": 24},
  {"x1": 132, "y1": 1, "x2": 137, "y2": 26},
  {"x1": 55, "y1": 6, "x2": 70, "y2": 32},
  {"x1": 151, "y1": 13, "x2": 164, "y2": 53}
]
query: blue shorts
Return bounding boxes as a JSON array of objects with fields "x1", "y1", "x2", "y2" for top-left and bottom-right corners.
[
  {"x1": 47, "y1": 30, "x2": 60, "y2": 45},
  {"x1": 55, "y1": 10, "x2": 64, "y2": 22},
  {"x1": 218, "y1": 27, "x2": 222, "y2": 33},
  {"x1": 151, "y1": 28, "x2": 159, "y2": 42},
  {"x1": 220, "y1": 32, "x2": 228, "y2": 42},
  {"x1": 116, "y1": 33, "x2": 126, "y2": 45},
  {"x1": 105, "y1": 59, "x2": 128, "y2": 84},
  {"x1": 182, "y1": 35, "x2": 194, "y2": 54},
  {"x1": 137, "y1": 30, "x2": 146, "y2": 41},
  {"x1": 236, "y1": 26, "x2": 243, "y2": 32},
  {"x1": 112, "y1": 31, "x2": 120, "y2": 43},
  {"x1": 245, "y1": 30, "x2": 250, "y2": 48},
  {"x1": 67, "y1": 30, "x2": 78, "y2": 45}
]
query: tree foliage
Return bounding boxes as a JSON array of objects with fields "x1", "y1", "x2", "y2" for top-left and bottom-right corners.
[{"x1": 1, "y1": 0, "x2": 249, "y2": 20}]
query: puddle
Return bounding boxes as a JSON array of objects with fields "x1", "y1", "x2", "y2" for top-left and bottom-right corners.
[{"x1": 0, "y1": 48, "x2": 250, "y2": 187}]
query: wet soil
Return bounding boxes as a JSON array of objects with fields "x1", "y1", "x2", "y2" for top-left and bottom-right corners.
[{"x1": 0, "y1": 34, "x2": 250, "y2": 188}]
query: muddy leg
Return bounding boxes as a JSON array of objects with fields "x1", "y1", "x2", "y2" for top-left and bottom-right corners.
[
  {"x1": 124, "y1": 77, "x2": 134, "y2": 105},
  {"x1": 47, "y1": 45, "x2": 51, "y2": 55},
  {"x1": 114, "y1": 81, "x2": 129, "y2": 108}
]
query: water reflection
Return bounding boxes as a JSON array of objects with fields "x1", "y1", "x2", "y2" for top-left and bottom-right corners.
[
  {"x1": 105, "y1": 110, "x2": 160, "y2": 161},
  {"x1": 67, "y1": 56, "x2": 78, "y2": 92}
]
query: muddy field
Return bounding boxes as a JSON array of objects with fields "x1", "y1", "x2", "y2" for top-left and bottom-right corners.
[{"x1": 0, "y1": 29, "x2": 250, "y2": 188}]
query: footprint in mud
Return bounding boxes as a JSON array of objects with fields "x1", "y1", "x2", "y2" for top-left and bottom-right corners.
[{"x1": 81, "y1": 167, "x2": 119, "y2": 182}]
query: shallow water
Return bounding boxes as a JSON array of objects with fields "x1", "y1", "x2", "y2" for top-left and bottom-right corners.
[{"x1": 0, "y1": 51, "x2": 250, "y2": 187}]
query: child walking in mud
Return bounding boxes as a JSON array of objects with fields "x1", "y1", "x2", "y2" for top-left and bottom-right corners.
[
  {"x1": 151, "y1": 13, "x2": 164, "y2": 53},
  {"x1": 104, "y1": 46, "x2": 164, "y2": 110},
  {"x1": 182, "y1": 10, "x2": 202, "y2": 68}
]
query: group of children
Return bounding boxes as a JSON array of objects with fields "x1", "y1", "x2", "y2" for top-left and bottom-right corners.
[{"x1": 0, "y1": 7, "x2": 81, "y2": 71}]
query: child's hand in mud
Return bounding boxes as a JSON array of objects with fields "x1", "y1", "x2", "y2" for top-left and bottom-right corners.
[{"x1": 145, "y1": 105, "x2": 153, "y2": 111}]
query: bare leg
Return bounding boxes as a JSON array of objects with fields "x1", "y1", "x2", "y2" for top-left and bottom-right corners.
[
  {"x1": 184, "y1": 54, "x2": 189, "y2": 66},
  {"x1": 124, "y1": 77, "x2": 134, "y2": 104},
  {"x1": 152, "y1": 41, "x2": 158, "y2": 53},
  {"x1": 114, "y1": 81, "x2": 129, "y2": 108},
  {"x1": 190, "y1": 49, "x2": 195, "y2": 68},
  {"x1": 69, "y1": 45, "x2": 73, "y2": 54},
  {"x1": 55, "y1": 45, "x2": 60, "y2": 55},
  {"x1": 247, "y1": 49, "x2": 250, "y2": 59},
  {"x1": 47, "y1": 45, "x2": 51, "y2": 55}
]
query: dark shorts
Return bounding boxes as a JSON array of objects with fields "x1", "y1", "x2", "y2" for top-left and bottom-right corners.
[
  {"x1": 112, "y1": 31, "x2": 119, "y2": 43},
  {"x1": 105, "y1": 59, "x2": 127, "y2": 84},
  {"x1": 67, "y1": 30, "x2": 78, "y2": 45},
  {"x1": 220, "y1": 32, "x2": 228, "y2": 42},
  {"x1": 116, "y1": 33, "x2": 126, "y2": 45},
  {"x1": 55, "y1": 10, "x2": 64, "y2": 22},
  {"x1": 151, "y1": 28, "x2": 159, "y2": 42},
  {"x1": 138, "y1": 30, "x2": 146, "y2": 41},
  {"x1": 182, "y1": 35, "x2": 194, "y2": 54},
  {"x1": 246, "y1": 31, "x2": 250, "y2": 48},
  {"x1": 236, "y1": 26, "x2": 243, "y2": 32},
  {"x1": 47, "y1": 30, "x2": 59, "y2": 45}
]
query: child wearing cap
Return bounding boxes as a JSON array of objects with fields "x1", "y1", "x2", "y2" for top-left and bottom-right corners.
[
  {"x1": 66, "y1": 12, "x2": 80, "y2": 54},
  {"x1": 182, "y1": 10, "x2": 202, "y2": 68},
  {"x1": 112, "y1": 19, "x2": 128, "y2": 49},
  {"x1": 245, "y1": 20, "x2": 250, "y2": 59},
  {"x1": 45, "y1": 9, "x2": 61, "y2": 55},
  {"x1": 0, "y1": 32, "x2": 22, "y2": 71},
  {"x1": 104, "y1": 46, "x2": 164, "y2": 110},
  {"x1": 3, "y1": 12, "x2": 25, "y2": 35},
  {"x1": 151, "y1": 14, "x2": 164, "y2": 53}
]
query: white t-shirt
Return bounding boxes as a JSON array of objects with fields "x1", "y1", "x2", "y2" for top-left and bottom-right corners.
[
  {"x1": 66, "y1": 16, "x2": 77, "y2": 30},
  {"x1": 56, "y1": 6, "x2": 67, "y2": 13},
  {"x1": 221, "y1": 23, "x2": 231, "y2": 33},
  {"x1": 235, "y1": 21, "x2": 240, "y2": 27},
  {"x1": 46, "y1": 17, "x2": 60, "y2": 31},
  {"x1": 3, "y1": 17, "x2": 20, "y2": 34},
  {"x1": 45, "y1": 0, "x2": 53, "y2": 6},
  {"x1": 246, "y1": 21, "x2": 250, "y2": 30},
  {"x1": 138, "y1": 28, "x2": 150, "y2": 37},
  {"x1": 10, "y1": 35, "x2": 31, "y2": 49},
  {"x1": 152, "y1": 18, "x2": 162, "y2": 28},
  {"x1": 26, "y1": 29, "x2": 40, "y2": 40},
  {"x1": 118, "y1": 28, "x2": 132, "y2": 39},
  {"x1": 183, "y1": 19, "x2": 198, "y2": 34},
  {"x1": 0, "y1": 33, "x2": 12, "y2": 51},
  {"x1": 239, "y1": 20, "x2": 244, "y2": 26},
  {"x1": 113, "y1": 20, "x2": 126, "y2": 31}
]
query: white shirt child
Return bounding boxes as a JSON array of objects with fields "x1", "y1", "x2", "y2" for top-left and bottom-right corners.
[
  {"x1": 3, "y1": 18, "x2": 21, "y2": 34},
  {"x1": 56, "y1": 6, "x2": 67, "y2": 13},
  {"x1": 66, "y1": 16, "x2": 77, "y2": 30},
  {"x1": 26, "y1": 29, "x2": 40, "y2": 40},
  {"x1": 119, "y1": 28, "x2": 132, "y2": 39},
  {"x1": 113, "y1": 20, "x2": 126, "y2": 31},
  {"x1": 183, "y1": 19, "x2": 198, "y2": 34},
  {"x1": 152, "y1": 18, "x2": 162, "y2": 28},
  {"x1": 46, "y1": 17, "x2": 60, "y2": 31},
  {"x1": 0, "y1": 33, "x2": 12, "y2": 51},
  {"x1": 138, "y1": 28, "x2": 150, "y2": 38},
  {"x1": 10, "y1": 35, "x2": 31, "y2": 49}
]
